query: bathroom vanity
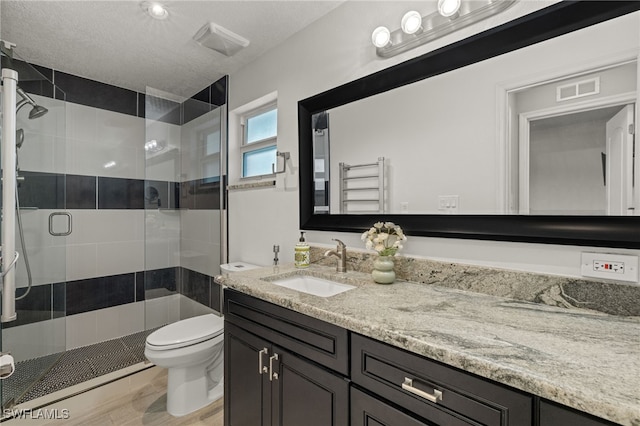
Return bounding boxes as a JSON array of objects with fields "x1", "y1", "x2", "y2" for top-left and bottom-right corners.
[{"x1": 220, "y1": 265, "x2": 639, "y2": 426}]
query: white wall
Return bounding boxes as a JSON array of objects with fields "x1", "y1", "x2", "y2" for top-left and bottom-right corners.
[
  {"x1": 228, "y1": 1, "x2": 640, "y2": 278},
  {"x1": 328, "y1": 44, "x2": 637, "y2": 215},
  {"x1": 529, "y1": 117, "x2": 608, "y2": 215}
]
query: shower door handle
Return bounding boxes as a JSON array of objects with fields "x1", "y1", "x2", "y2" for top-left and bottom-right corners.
[{"x1": 49, "y1": 212, "x2": 72, "y2": 236}]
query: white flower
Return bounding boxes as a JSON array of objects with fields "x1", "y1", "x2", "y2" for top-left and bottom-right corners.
[{"x1": 362, "y1": 221, "x2": 407, "y2": 256}]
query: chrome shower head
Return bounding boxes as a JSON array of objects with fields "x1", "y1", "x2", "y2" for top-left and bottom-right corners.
[
  {"x1": 16, "y1": 87, "x2": 48, "y2": 119},
  {"x1": 28, "y1": 105, "x2": 48, "y2": 119}
]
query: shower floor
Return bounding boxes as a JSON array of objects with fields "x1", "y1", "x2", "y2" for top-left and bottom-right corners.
[{"x1": 2, "y1": 328, "x2": 157, "y2": 408}]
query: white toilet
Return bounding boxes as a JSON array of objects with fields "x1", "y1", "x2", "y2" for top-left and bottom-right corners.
[
  {"x1": 145, "y1": 314, "x2": 225, "y2": 416},
  {"x1": 145, "y1": 261, "x2": 260, "y2": 417}
]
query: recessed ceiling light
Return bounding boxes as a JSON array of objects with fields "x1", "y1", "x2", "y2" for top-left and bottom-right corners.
[{"x1": 141, "y1": 2, "x2": 169, "y2": 20}]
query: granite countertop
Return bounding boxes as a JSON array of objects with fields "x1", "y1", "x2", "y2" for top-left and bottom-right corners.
[{"x1": 217, "y1": 264, "x2": 640, "y2": 426}]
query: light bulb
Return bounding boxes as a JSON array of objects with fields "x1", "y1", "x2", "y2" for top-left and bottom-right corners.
[
  {"x1": 141, "y1": 2, "x2": 168, "y2": 20},
  {"x1": 371, "y1": 26, "x2": 391, "y2": 48},
  {"x1": 438, "y1": 0, "x2": 461, "y2": 17},
  {"x1": 401, "y1": 11, "x2": 422, "y2": 35}
]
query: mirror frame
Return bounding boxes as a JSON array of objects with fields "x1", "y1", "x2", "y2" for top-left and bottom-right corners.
[{"x1": 298, "y1": 1, "x2": 640, "y2": 249}]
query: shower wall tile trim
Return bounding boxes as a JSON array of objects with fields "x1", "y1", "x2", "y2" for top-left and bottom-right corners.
[
  {"x1": 13, "y1": 59, "x2": 228, "y2": 122},
  {"x1": 17, "y1": 172, "x2": 218, "y2": 210},
  {"x1": 4, "y1": 267, "x2": 221, "y2": 331}
]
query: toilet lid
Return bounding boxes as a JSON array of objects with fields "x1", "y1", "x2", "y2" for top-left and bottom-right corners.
[{"x1": 146, "y1": 314, "x2": 224, "y2": 350}]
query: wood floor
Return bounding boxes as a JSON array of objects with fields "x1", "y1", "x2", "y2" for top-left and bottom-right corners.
[{"x1": 29, "y1": 368, "x2": 224, "y2": 426}]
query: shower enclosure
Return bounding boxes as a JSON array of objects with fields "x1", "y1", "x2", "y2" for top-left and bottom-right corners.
[
  {"x1": 1, "y1": 45, "x2": 68, "y2": 409},
  {"x1": 0, "y1": 45, "x2": 227, "y2": 414}
]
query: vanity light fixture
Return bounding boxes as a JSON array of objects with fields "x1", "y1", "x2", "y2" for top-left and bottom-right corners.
[
  {"x1": 141, "y1": 2, "x2": 169, "y2": 20},
  {"x1": 372, "y1": 0, "x2": 515, "y2": 58},
  {"x1": 438, "y1": 0, "x2": 462, "y2": 18},
  {"x1": 371, "y1": 26, "x2": 392, "y2": 48},
  {"x1": 401, "y1": 11, "x2": 423, "y2": 35}
]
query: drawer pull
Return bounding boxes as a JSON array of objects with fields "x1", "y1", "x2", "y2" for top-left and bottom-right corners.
[
  {"x1": 258, "y1": 348, "x2": 269, "y2": 374},
  {"x1": 402, "y1": 378, "x2": 443, "y2": 403}
]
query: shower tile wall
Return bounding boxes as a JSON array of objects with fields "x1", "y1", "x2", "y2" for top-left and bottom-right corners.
[{"x1": 3, "y1": 63, "x2": 227, "y2": 362}]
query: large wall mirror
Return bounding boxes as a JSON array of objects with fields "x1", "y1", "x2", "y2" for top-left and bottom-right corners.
[{"x1": 298, "y1": 1, "x2": 640, "y2": 249}]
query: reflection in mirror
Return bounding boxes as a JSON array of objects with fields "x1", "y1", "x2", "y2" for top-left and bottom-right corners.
[{"x1": 313, "y1": 11, "x2": 639, "y2": 216}]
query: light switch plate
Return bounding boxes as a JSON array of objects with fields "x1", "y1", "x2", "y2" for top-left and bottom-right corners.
[
  {"x1": 438, "y1": 195, "x2": 459, "y2": 213},
  {"x1": 580, "y1": 252, "x2": 639, "y2": 283}
]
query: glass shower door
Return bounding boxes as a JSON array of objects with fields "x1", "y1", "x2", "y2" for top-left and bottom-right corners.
[
  {"x1": 144, "y1": 86, "x2": 225, "y2": 329},
  {"x1": 0, "y1": 50, "x2": 67, "y2": 411}
]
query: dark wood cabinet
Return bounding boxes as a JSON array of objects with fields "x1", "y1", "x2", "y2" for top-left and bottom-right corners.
[
  {"x1": 225, "y1": 322, "x2": 271, "y2": 426},
  {"x1": 272, "y1": 345, "x2": 349, "y2": 426},
  {"x1": 224, "y1": 289, "x2": 620, "y2": 426},
  {"x1": 539, "y1": 400, "x2": 619, "y2": 426},
  {"x1": 351, "y1": 333, "x2": 533, "y2": 426},
  {"x1": 352, "y1": 387, "x2": 448, "y2": 426},
  {"x1": 224, "y1": 289, "x2": 349, "y2": 426}
]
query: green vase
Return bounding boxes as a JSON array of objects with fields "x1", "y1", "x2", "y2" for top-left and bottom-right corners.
[{"x1": 372, "y1": 255, "x2": 395, "y2": 284}]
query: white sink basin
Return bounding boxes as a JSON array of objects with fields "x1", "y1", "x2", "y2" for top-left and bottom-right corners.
[{"x1": 270, "y1": 275, "x2": 356, "y2": 297}]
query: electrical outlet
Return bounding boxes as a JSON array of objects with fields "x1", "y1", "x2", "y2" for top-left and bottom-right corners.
[
  {"x1": 400, "y1": 202, "x2": 409, "y2": 213},
  {"x1": 581, "y1": 252, "x2": 639, "y2": 283}
]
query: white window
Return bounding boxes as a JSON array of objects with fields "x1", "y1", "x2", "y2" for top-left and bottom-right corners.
[{"x1": 241, "y1": 104, "x2": 277, "y2": 178}]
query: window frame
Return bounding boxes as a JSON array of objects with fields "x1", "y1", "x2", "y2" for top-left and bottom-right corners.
[{"x1": 240, "y1": 103, "x2": 278, "y2": 179}]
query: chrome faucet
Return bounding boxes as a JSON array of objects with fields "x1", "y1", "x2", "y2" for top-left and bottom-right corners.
[{"x1": 324, "y1": 239, "x2": 347, "y2": 272}]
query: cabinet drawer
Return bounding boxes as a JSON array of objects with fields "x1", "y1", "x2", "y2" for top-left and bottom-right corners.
[
  {"x1": 351, "y1": 333, "x2": 532, "y2": 426},
  {"x1": 224, "y1": 289, "x2": 349, "y2": 375},
  {"x1": 351, "y1": 386, "x2": 474, "y2": 426}
]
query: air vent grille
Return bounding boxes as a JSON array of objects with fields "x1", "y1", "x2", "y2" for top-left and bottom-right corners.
[{"x1": 556, "y1": 77, "x2": 600, "y2": 102}]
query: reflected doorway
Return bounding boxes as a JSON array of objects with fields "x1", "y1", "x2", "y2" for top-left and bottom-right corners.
[
  {"x1": 507, "y1": 59, "x2": 637, "y2": 216},
  {"x1": 520, "y1": 104, "x2": 635, "y2": 215}
]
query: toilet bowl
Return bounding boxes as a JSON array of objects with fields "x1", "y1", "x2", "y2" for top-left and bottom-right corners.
[{"x1": 145, "y1": 314, "x2": 225, "y2": 417}]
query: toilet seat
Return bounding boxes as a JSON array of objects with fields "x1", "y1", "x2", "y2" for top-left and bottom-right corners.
[{"x1": 146, "y1": 314, "x2": 224, "y2": 350}]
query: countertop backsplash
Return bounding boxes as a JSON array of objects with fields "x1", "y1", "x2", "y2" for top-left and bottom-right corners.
[{"x1": 309, "y1": 246, "x2": 640, "y2": 316}]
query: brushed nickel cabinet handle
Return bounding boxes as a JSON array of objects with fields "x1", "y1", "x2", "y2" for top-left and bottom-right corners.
[
  {"x1": 402, "y1": 377, "x2": 443, "y2": 403},
  {"x1": 258, "y1": 348, "x2": 269, "y2": 374},
  {"x1": 269, "y1": 353, "x2": 279, "y2": 381}
]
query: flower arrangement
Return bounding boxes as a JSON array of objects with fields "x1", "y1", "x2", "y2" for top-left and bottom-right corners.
[{"x1": 361, "y1": 222, "x2": 407, "y2": 256}]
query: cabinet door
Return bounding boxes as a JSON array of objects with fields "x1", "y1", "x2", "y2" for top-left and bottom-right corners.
[
  {"x1": 351, "y1": 387, "x2": 450, "y2": 426},
  {"x1": 271, "y1": 346, "x2": 349, "y2": 426},
  {"x1": 539, "y1": 400, "x2": 618, "y2": 426},
  {"x1": 225, "y1": 322, "x2": 272, "y2": 426}
]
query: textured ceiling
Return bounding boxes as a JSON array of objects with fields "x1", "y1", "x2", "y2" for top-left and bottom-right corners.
[{"x1": 1, "y1": 0, "x2": 344, "y2": 98}]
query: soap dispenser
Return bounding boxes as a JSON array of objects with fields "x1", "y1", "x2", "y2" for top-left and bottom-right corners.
[{"x1": 295, "y1": 232, "x2": 310, "y2": 268}]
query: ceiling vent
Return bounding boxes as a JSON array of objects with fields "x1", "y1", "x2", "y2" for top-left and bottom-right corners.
[
  {"x1": 193, "y1": 22, "x2": 250, "y2": 57},
  {"x1": 556, "y1": 77, "x2": 600, "y2": 102}
]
